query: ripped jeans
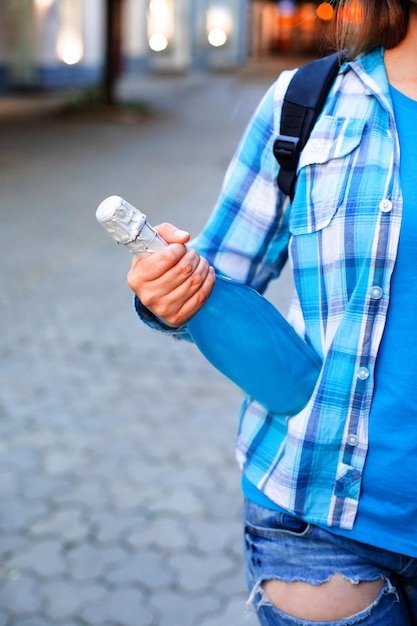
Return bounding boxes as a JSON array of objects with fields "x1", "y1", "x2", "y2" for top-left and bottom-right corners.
[{"x1": 244, "y1": 499, "x2": 417, "y2": 625}]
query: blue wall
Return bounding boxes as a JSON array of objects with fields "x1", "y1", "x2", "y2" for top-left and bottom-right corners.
[{"x1": 36, "y1": 64, "x2": 103, "y2": 88}]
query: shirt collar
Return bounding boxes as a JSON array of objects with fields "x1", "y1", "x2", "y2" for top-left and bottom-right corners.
[{"x1": 346, "y1": 48, "x2": 393, "y2": 113}]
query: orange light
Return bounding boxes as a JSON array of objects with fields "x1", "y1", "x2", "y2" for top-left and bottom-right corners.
[
  {"x1": 339, "y1": 1, "x2": 363, "y2": 24},
  {"x1": 316, "y1": 3, "x2": 334, "y2": 21}
]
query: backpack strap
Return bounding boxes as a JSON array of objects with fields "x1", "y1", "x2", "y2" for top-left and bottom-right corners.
[{"x1": 273, "y1": 51, "x2": 345, "y2": 201}]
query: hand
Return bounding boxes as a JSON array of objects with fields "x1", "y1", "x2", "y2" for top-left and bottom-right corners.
[{"x1": 127, "y1": 223, "x2": 215, "y2": 327}]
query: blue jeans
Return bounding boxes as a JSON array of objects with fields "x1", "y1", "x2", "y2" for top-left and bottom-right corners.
[{"x1": 243, "y1": 499, "x2": 417, "y2": 625}]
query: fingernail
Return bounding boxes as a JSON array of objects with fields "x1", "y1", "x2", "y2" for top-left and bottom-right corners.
[{"x1": 174, "y1": 228, "x2": 188, "y2": 237}]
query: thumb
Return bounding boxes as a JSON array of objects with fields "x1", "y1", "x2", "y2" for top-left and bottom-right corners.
[{"x1": 156, "y1": 222, "x2": 191, "y2": 244}]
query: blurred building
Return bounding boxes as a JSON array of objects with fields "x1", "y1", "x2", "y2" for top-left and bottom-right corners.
[{"x1": 0, "y1": 0, "x2": 338, "y2": 94}]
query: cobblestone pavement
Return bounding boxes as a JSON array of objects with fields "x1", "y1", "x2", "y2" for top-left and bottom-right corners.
[{"x1": 0, "y1": 57, "x2": 300, "y2": 626}]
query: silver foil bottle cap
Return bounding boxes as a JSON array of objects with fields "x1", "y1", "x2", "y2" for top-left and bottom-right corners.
[
  {"x1": 96, "y1": 195, "x2": 166, "y2": 256},
  {"x1": 96, "y1": 195, "x2": 147, "y2": 245}
]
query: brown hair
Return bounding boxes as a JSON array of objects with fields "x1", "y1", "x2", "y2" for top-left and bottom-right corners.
[{"x1": 333, "y1": 0, "x2": 409, "y2": 58}]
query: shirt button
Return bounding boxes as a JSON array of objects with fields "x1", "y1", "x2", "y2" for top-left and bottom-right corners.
[
  {"x1": 357, "y1": 367, "x2": 370, "y2": 381},
  {"x1": 379, "y1": 199, "x2": 392, "y2": 213},
  {"x1": 347, "y1": 434, "x2": 358, "y2": 446},
  {"x1": 370, "y1": 286, "x2": 383, "y2": 300}
]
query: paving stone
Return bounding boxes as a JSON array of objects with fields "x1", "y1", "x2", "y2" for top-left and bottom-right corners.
[
  {"x1": 5, "y1": 541, "x2": 66, "y2": 578},
  {"x1": 29, "y1": 507, "x2": 90, "y2": 543},
  {"x1": 0, "y1": 614, "x2": 10, "y2": 626},
  {"x1": 168, "y1": 552, "x2": 236, "y2": 593},
  {"x1": 0, "y1": 500, "x2": 48, "y2": 532},
  {"x1": 81, "y1": 587, "x2": 154, "y2": 626},
  {"x1": 153, "y1": 465, "x2": 221, "y2": 494},
  {"x1": 212, "y1": 563, "x2": 249, "y2": 599},
  {"x1": 123, "y1": 461, "x2": 173, "y2": 485},
  {"x1": 51, "y1": 480, "x2": 108, "y2": 508},
  {"x1": 190, "y1": 518, "x2": 241, "y2": 555},
  {"x1": 225, "y1": 532, "x2": 246, "y2": 563},
  {"x1": 66, "y1": 544, "x2": 127, "y2": 581},
  {"x1": 125, "y1": 516, "x2": 191, "y2": 551},
  {"x1": 7, "y1": 429, "x2": 62, "y2": 451},
  {"x1": 0, "y1": 533, "x2": 30, "y2": 559},
  {"x1": 106, "y1": 482, "x2": 146, "y2": 511},
  {"x1": 212, "y1": 461, "x2": 243, "y2": 493},
  {"x1": 42, "y1": 580, "x2": 107, "y2": 621},
  {"x1": 105, "y1": 549, "x2": 174, "y2": 589},
  {"x1": 19, "y1": 474, "x2": 73, "y2": 501},
  {"x1": 14, "y1": 618, "x2": 55, "y2": 626},
  {"x1": 42, "y1": 449, "x2": 91, "y2": 476},
  {"x1": 89, "y1": 509, "x2": 145, "y2": 544},
  {"x1": 0, "y1": 471, "x2": 18, "y2": 497},
  {"x1": 147, "y1": 487, "x2": 206, "y2": 518},
  {"x1": 0, "y1": 575, "x2": 43, "y2": 613},
  {"x1": 0, "y1": 448, "x2": 40, "y2": 472},
  {"x1": 148, "y1": 590, "x2": 222, "y2": 626},
  {"x1": 198, "y1": 597, "x2": 259, "y2": 626},
  {"x1": 172, "y1": 444, "x2": 231, "y2": 471},
  {"x1": 203, "y1": 489, "x2": 243, "y2": 521}
]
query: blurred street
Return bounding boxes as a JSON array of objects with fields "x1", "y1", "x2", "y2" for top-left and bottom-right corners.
[{"x1": 0, "y1": 57, "x2": 300, "y2": 626}]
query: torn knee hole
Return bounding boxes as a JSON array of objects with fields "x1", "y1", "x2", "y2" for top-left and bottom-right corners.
[{"x1": 248, "y1": 574, "x2": 392, "y2": 622}]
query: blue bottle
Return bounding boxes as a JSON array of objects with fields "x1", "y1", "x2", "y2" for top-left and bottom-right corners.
[{"x1": 186, "y1": 274, "x2": 322, "y2": 416}]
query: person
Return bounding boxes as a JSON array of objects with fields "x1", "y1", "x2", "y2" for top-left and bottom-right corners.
[{"x1": 127, "y1": 0, "x2": 417, "y2": 623}]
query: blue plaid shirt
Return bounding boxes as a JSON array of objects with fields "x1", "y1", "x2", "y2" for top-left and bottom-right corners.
[{"x1": 138, "y1": 48, "x2": 402, "y2": 530}]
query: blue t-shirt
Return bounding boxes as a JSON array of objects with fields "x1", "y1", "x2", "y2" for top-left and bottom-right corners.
[{"x1": 243, "y1": 85, "x2": 417, "y2": 557}]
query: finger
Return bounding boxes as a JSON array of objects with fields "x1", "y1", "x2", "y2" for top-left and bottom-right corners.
[
  {"x1": 143, "y1": 248, "x2": 209, "y2": 302},
  {"x1": 128, "y1": 242, "x2": 189, "y2": 285},
  {"x1": 152, "y1": 259, "x2": 216, "y2": 327},
  {"x1": 155, "y1": 222, "x2": 190, "y2": 245},
  {"x1": 172, "y1": 265, "x2": 216, "y2": 327}
]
